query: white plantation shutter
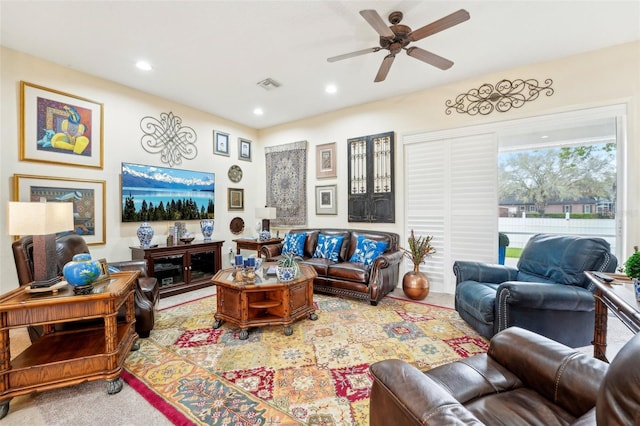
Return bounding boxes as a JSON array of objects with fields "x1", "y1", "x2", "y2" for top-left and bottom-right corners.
[{"x1": 404, "y1": 133, "x2": 498, "y2": 294}]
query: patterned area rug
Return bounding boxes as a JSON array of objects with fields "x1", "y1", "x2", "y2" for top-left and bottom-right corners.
[{"x1": 124, "y1": 293, "x2": 488, "y2": 425}]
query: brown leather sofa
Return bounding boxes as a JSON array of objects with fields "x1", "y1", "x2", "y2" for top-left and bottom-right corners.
[
  {"x1": 261, "y1": 228, "x2": 403, "y2": 305},
  {"x1": 12, "y1": 232, "x2": 160, "y2": 339},
  {"x1": 369, "y1": 327, "x2": 640, "y2": 425}
]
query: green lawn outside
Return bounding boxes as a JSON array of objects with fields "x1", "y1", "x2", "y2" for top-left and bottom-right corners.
[{"x1": 506, "y1": 247, "x2": 523, "y2": 258}]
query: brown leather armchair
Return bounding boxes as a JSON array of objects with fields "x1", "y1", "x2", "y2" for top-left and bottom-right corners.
[
  {"x1": 370, "y1": 327, "x2": 640, "y2": 425},
  {"x1": 12, "y1": 232, "x2": 159, "y2": 340}
]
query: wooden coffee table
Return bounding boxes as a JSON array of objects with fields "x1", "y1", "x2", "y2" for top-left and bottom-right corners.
[
  {"x1": 211, "y1": 264, "x2": 317, "y2": 339},
  {"x1": 0, "y1": 271, "x2": 139, "y2": 419}
]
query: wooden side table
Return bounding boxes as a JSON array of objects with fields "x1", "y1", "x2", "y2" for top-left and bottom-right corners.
[
  {"x1": 0, "y1": 271, "x2": 139, "y2": 419},
  {"x1": 585, "y1": 271, "x2": 640, "y2": 362},
  {"x1": 233, "y1": 238, "x2": 283, "y2": 257}
]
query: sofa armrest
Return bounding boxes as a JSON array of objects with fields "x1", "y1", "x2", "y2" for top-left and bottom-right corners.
[
  {"x1": 371, "y1": 249, "x2": 403, "y2": 270},
  {"x1": 453, "y1": 261, "x2": 519, "y2": 285},
  {"x1": 496, "y1": 281, "x2": 594, "y2": 311},
  {"x1": 488, "y1": 327, "x2": 607, "y2": 418},
  {"x1": 260, "y1": 243, "x2": 283, "y2": 260},
  {"x1": 370, "y1": 359, "x2": 483, "y2": 426}
]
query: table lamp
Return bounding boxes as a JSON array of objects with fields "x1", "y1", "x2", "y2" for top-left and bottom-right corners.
[
  {"x1": 255, "y1": 206, "x2": 277, "y2": 241},
  {"x1": 7, "y1": 201, "x2": 74, "y2": 287}
]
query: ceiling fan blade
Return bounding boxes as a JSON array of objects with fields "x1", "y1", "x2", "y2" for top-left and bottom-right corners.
[
  {"x1": 327, "y1": 47, "x2": 380, "y2": 63},
  {"x1": 406, "y1": 46, "x2": 454, "y2": 70},
  {"x1": 408, "y1": 9, "x2": 470, "y2": 42},
  {"x1": 374, "y1": 54, "x2": 395, "y2": 82},
  {"x1": 360, "y1": 10, "x2": 395, "y2": 38}
]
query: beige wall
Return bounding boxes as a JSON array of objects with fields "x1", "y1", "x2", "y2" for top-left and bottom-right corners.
[
  {"x1": 0, "y1": 47, "x2": 261, "y2": 294},
  {"x1": 1, "y1": 41, "x2": 639, "y2": 294},
  {"x1": 260, "y1": 41, "x2": 640, "y2": 264}
]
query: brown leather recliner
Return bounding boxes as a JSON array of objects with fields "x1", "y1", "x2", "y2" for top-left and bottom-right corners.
[
  {"x1": 12, "y1": 232, "x2": 160, "y2": 340},
  {"x1": 370, "y1": 327, "x2": 640, "y2": 425}
]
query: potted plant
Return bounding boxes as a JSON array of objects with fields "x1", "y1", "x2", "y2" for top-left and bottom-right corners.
[
  {"x1": 277, "y1": 252, "x2": 299, "y2": 282},
  {"x1": 624, "y1": 246, "x2": 640, "y2": 301},
  {"x1": 400, "y1": 230, "x2": 436, "y2": 300}
]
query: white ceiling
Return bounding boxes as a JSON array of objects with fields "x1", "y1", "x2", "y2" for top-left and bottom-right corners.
[{"x1": 1, "y1": 1, "x2": 639, "y2": 130}]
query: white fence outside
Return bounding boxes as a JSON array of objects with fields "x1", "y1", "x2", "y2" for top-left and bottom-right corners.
[{"x1": 499, "y1": 217, "x2": 617, "y2": 254}]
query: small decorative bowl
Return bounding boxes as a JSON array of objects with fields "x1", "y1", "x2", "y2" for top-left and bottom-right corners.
[{"x1": 180, "y1": 236, "x2": 195, "y2": 244}]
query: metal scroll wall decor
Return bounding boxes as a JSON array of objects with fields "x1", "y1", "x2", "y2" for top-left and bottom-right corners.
[
  {"x1": 445, "y1": 78, "x2": 554, "y2": 116},
  {"x1": 140, "y1": 111, "x2": 198, "y2": 167}
]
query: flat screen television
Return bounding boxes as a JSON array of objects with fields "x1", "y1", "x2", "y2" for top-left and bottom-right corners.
[{"x1": 121, "y1": 162, "x2": 214, "y2": 222}]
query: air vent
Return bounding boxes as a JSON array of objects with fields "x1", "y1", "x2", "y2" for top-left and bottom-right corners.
[{"x1": 257, "y1": 78, "x2": 281, "y2": 91}]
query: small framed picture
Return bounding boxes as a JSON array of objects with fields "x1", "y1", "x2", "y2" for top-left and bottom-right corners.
[
  {"x1": 316, "y1": 142, "x2": 337, "y2": 178},
  {"x1": 228, "y1": 188, "x2": 244, "y2": 211},
  {"x1": 238, "y1": 138, "x2": 252, "y2": 161},
  {"x1": 316, "y1": 185, "x2": 337, "y2": 215},
  {"x1": 214, "y1": 131, "x2": 230, "y2": 156}
]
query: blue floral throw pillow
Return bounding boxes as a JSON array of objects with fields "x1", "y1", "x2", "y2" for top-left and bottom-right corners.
[
  {"x1": 312, "y1": 234, "x2": 344, "y2": 262},
  {"x1": 282, "y1": 232, "x2": 306, "y2": 256},
  {"x1": 349, "y1": 236, "x2": 389, "y2": 265}
]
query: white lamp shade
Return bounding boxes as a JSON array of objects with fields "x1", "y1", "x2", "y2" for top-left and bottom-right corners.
[
  {"x1": 255, "y1": 207, "x2": 277, "y2": 220},
  {"x1": 7, "y1": 201, "x2": 74, "y2": 236}
]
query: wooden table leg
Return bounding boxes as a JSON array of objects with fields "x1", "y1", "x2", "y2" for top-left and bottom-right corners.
[{"x1": 593, "y1": 288, "x2": 608, "y2": 362}]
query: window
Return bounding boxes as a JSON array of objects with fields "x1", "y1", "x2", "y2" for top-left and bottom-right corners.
[
  {"x1": 584, "y1": 205, "x2": 592, "y2": 214},
  {"x1": 563, "y1": 205, "x2": 572, "y2": 213},
  {"x1": 405, "y1": 104, "x2": 625, "y2": 294}
]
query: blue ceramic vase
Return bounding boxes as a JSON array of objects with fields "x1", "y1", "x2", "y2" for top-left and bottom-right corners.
[
  {"x1": 200, "y1": 219, "x2": 214, "y2": 240},
  {"x1": 63, "y1": 253, "x2": 101, "y2": 287},
  {"x1": 137, "y1": 222, "x2": 154, "y2": 248}
]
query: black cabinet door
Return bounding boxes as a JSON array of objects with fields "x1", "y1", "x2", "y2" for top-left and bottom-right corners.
[{"x1": 347, "y1": 131, "x2": 395, "y2": 223}]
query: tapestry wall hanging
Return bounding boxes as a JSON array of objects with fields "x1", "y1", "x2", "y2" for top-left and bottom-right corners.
[{"x1": 265, "y1": 140, "x2": 307, "y2": 227}]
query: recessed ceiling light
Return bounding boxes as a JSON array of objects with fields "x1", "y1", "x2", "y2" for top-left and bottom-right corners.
[
  {"x1": 541, "y1": 135, "x2": 549, "y2": 139},
  {"x1": 325, "y1": 84, "x2": 337, "y2": 94},
  {"x1": 136, "y1": 60, "x2": 153, "y2": 71},
  {"x1": 253, "y1": 108, "x2": 264, "y2": 116}
]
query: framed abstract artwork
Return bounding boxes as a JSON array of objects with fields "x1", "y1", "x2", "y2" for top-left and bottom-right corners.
[
  {"x1": 13, "y1": 174, "x2": 106, "y2": 245},
  {"x1": 20, "y1": 81, "x2": 104, "y2": 169},
  {"x1": 315, "y1": 184, "x2": 337, "y2": 215},
  {"x1": 228, "y1": 188, "x2": 244, "y2": 211},
  {"x1": 214, "y1": 130, "x2": 230, "y2": 156},
  {"x1": 239, "y1": 138, "x2": 252, "y2": 161},
  {"x1": 316, "y1": 142, "x2": 337, "y2": 178}
]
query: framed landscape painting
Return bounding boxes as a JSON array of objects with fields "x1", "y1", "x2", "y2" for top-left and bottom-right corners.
[
  {"x1": 20, "y1": 81, "x2": 104, "y2": 169},
  {"x1": 13, "y1": 174, "x2": 106, "y2": 245}
]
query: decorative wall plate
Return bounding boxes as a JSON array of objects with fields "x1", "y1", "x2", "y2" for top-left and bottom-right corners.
[
  {"x1": 230, "y1": 217, "x2": 245, "y2": 234},
  {"x1": 228, "y1": 165, "x2": 243, "y2": 183}
]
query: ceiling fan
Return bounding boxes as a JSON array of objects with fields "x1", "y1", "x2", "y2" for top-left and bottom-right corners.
[{"x1": 327, "y1": 9, "x2": 470, "y2": 82}]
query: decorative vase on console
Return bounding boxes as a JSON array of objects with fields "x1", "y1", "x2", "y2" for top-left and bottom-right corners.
[
  {"x1": 63, "y1": 253, "x2": 101, "y2": 294},
  {"x1": 200, "y1": 219, "x2": 214, "y2": 241},
  {"x1": 137, "y1": 222, "x2": 154, "y2": 248}
]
